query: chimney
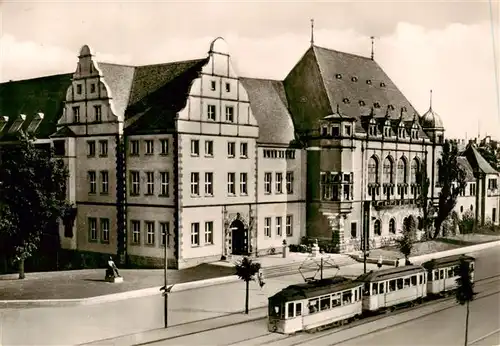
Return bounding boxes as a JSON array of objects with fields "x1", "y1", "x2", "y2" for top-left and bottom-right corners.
[
  {"x1": 0, "y1": 116, "x2": 8, "y2": 133},
  {"x1": 8, "y1": 114, "x2": 26, "y2": 133},
  {"x1": 27, "y1": 112, "x2": 44, "y2": 134}
]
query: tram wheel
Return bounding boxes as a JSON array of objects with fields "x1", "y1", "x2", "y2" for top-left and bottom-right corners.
[{"x1": 390, "y1": 306, "x2": 397, "y2": 312}]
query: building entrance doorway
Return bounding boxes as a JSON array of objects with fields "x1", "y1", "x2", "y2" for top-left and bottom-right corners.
[{"x1": 231, "y1": 219, "x2": 248, "y2": 255}]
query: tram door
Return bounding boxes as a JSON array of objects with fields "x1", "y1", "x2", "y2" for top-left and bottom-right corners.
[{"x1": 378, "y1": 282, "x2": 386, "y2": 308}]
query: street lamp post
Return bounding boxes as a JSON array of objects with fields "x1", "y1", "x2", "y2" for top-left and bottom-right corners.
[{"x1": 162, "y1": 231, "x2": 170, "y2": 328}]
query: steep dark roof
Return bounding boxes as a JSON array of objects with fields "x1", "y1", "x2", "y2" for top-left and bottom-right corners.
[
  {"x1": 284, "y1": 46, "x2": 422, "y2": 136},
  {"x1": 124, "y1": 58, "x2": 209, "y2": 134},
  {"x1": 356, "y1": 265, "x2": 425, "y2": 282},
  {"x1": 239, "y1": 77, "x2": 295, "y2": 145},
  {"x1": 0, "y1": 73, "x2": 73, "y2": 140},
  {"x1": 457, "y1": 157, "x2": 476, "y2": 182},
  {"x1": 97, "y1": 63, "x2": 136, "y2": 118},
  {"x1": 463, "y1": 144, "x2": 499, "y2": 175},
  {"x1": 269, "y1": 277, "x2": 362, "y2": 303}
]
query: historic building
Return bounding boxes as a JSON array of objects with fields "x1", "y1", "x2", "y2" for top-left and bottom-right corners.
[{"x1": 1, "y1": 36, "x2": 498, "y2": 268}]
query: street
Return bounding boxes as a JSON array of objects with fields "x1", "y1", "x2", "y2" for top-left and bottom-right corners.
[{"x1": 141, "y1": 246, "x2": 500, "y2": 346}]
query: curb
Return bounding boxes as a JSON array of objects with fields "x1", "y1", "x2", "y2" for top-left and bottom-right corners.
[{"x1": 0, "y1": 275, "x2": 241, "y2": 308}]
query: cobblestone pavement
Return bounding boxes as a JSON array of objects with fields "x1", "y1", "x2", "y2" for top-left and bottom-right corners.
[{"x1": 0, "y1": 264, "x2": 235, "y2": 300}]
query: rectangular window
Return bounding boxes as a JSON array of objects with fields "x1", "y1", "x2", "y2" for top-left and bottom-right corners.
[
  {"x1": 99, "y1": 140, "x2": 108, "y2": 157},
  {"x1": 264, "y1": 172, "x2": 272, "y2": 194},
  {"x1": 210, "y1": 80, "x2": 216, "y2": 91},
  {"x1": 276, "y1": 216, "x2": 282, "y2": 236},
  {"x1": 130, "y1": 171, "x2": 140, "y2": 195},
  {"x1": 76, "y1": 84, "x2": 82, "y2": 94},
  {"x1": 191, "y1": 172, "x2": 200, "y2": 196},
  {"x1": 320, "y1": 296, "x2": 331, "y2": 311},
  {"x1": 275, "y1": 173, "x2": 283, "y2": 194},
  {"x1": 207, "y1": 104, "x2": 216, "y2": 121},
  {"x1": 205, "y1": 140, "x2": 213, "y2": 157},
  {"x1": 240, "y1": 142, "x2": 248, "y2": 158},
  {"x1": 145, "y1": 140, "x2": 154, "y2": 155},
  {"x1": 160, "y1": 172, "x2": 169, "y2": 196},
  {"x1": 146, "y1": 171, "x2": 154, "y2": 195},
  {"x1": 131, "y1": 220, "x2": 141, "y2": 244},
  {"x1": 332, "y1": 125, "x2": 340, "y2": 137},
  {"x1": 160, "y1": 222, "x2": 169, "y2": 247},
  {"x1": 90, "y1": 83, "x2": 96, "y2": 93},
  {"x1": 240, "y1": 173, "x2": 248, "y2": 195},
  {"x1": 225, "y1": 82, "x2": 231, "y2": 92},
  {"x1": 94, "y1": 105, "x2": 102, "y2": 122},
  {"x1": 53, "y1": 140, "x2": 66, "y2": 156},
  {"x1": 130, "y1": 140, "x2": 139, "y2": 156},
  {"x1": 73, "y1": 106, "x2": 80, "y2": 123},
  {"x1": 205, "y1": 221, "x2": 213, "y2": 244},
  {"x1": 286, "y1": 172, "x2": 294, "y2": 194},
  {"x1": 160, "y1": 139, "x2": 169, "y2": 155},
  {"x1": 100, "y1": 218, "x2": 109, "y2": 242},
  {"x1": 205, "y1": 172, "x2": 214, "y2": 196},
  {"x1": 88, "y1": 217, "x2": 97, "y2": 241},
  {"x1": 351, "y1": 222, "x2": 357, "y2": 238},
  {"x1": 88, "y1": 171, "x2": 96, "y2": 194},
  {"x1": 191, "y1": 140, "x2": 200, "y2": 156},
  {"x1": 227, "y1": 172, "x2": 236, "y2": 195},
  {"x1": 87, "y1": 141, "x2": 96, "y2": 157},
  {"x1": 191, "y1": 223, "x2": 200, "y2": 246},
  {"x1": 145, "y1": 221, "x2": 155, "y2": 245},
  {"x1": 100, "y1": 171, "x2": 109, "y2": 194},
  {"x1": 295, "y1": 302, "x2": 302, "y2": 316},
  {"x1": 227, "y1": 142, "x2": 236, "y2": 158},
  {"x1": 225, "y1": 106, "x2": 234, "y2": 122},
  {"x1": 264, "y1": 217, "x2": 271, "y2": 237},
  {"x1": 286, "y1": 215, "x2": 293, "y2": 236},
  {"x1": 287, "y1": 302, "x2": 294, "y2": 318}
]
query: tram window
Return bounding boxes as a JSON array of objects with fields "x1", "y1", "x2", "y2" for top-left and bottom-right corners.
[
  {"x1": 447, "y1": 268, "x2": 454, "y2": 278},
  {"x1": 308, "y1": 299, "x2": 319, "y2": 314},
  {"x1": 389, "y1": 280, "x2": 396, "y2": 292},
  {"x1": 434, "y1": 271, "x2": 439, "y2": 280},
  {"x1": 411, "y1": 276, "x2": 417, "y2": 286},
  {"x1": 354, "y1": 290, "x2": 358, "y2": 301},
  {"x1": 359, "y1": 287, "x2": 362, "y2": 298},
  {"x1": 287, "y1": 302, "x2": 294, "y2": 318},
  {"x1": 404, "y1": 278, "x2": 411, "y2": 287},
  {"x1": 296, "y1": 302, "x2": 302, "y2": 316},
  {"x1": 364, "y1": 283, "x2": 371, "y2": 296},
  {"x1": 372, "y1": 283, "x2": 378, "y2": 295},
  {"x1": 470, "y1": 263, "x2": 474, "y2": 271},
  {"x1": 440, "y1": 270, "x2": 444, "y2": 280},
  {"x1": 332, "y1": 294, "x2": 341, "y2": 307},
  {"x1": 453, "y1": 266, "x2": 459, "y2": 276},
  {"x1": 397, "y1": 279, "x2": 404, "y2": 290},
  {"x1": 320, "y1": 296, "x2": 331, "y2": 311},
  {"x1": 419, "y1": 275, "x2": 423, "y2": 285},
  {"x1": 342, "y1": 291, "x2": 352, "y2": 304},
  {"x1": 270, "y1": 304, "x2": 281, "y2": 317},
  {"x1": 427, "y1": 271, "x2": 433, "y2": 282},
  {"x1": 379, "y1": 282, "x2": 385, "y2": 294}
]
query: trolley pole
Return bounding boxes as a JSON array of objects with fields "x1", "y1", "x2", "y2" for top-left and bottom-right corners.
[
  {"x1": 164, "y1": 232, "x2": 169, "y2": 328},
  {"x1": 320, "y1": 258, "x2": 323, "y2": 280}
]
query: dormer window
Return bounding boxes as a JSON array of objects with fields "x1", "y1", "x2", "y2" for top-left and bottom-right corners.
[
  {"x1": 411, "y1": 127, "x2": 419, "y2": 139},
  {"x1": 368, "y1": 119, "x2": 377, "y2": 136},
  {"x1": 336, "y1": 74, "x2": 342, "y2": 79},
  {"x1": 359, "y1": 100, "x2": 366, "y2": 106},
  {"x1": 321, "y1": 125, "x2": 328, "y2": 136},
  {"x1": 366, "y1": 80, "x2": 372, "y2": 85},
  {"x1": 374, "y1": 102, "x2": 381, "y2": 109},
  {"x1": 331, "y1": 125, "x2": 340, "y2": 137},
  {"x1": 380, "y1": 82, "x2": 386, "y2": 87},
  {"x1": 351, "y1": 76, "x2": 358, "y2": 82},
  {"x1": 345, "y1": 124, "x2": 352, "y2": 136},
  {"x1": 343, "y1": 98, "x2": 350, "y2": 104},
  {"x1": 402, "y1": 106, "x2": 407, "y2": 112},
  {"x1": 388, "y1": 104, "x2": 395, "y2": 110},
  {"x1": 398, "y1": 126, "x2": 406, "y2": 138},
  {"x1": 384, "y1": 122, "x2": 392, "y2": 137}
]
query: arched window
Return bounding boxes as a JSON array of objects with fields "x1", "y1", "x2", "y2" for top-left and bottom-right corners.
[
  {"x1": 383, "y1": 157, "x2": 394, "y2": 184},
  {"x1": 368, "y1": 156, "x2": 379, "y2": 184},
  {"x1": 389, "y1": 219, "x2": 396, "y2": 234},
  {"x1": 411, "y1": 158, "x2": 420, "y2": 184},
  {"x1": 374, "y1": 220, "x2": 381, "y2": 236},
  {"x1": 417, "y1": 216, "x2": 423, "y2": 230},
  {"x1": 397, "y1": 158, "x2": 407, "y2": 184}
]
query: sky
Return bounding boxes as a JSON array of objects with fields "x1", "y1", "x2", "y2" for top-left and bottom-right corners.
[{"x1": 1, "y1": 0, "x2": 499, "y2": 140}]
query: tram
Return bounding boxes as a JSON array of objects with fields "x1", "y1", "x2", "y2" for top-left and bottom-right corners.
[{"x1": 422, "y1": 254, "x2": 475, "y2": 296}]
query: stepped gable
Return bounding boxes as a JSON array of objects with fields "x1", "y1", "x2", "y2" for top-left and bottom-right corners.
[
  {"x1": 284, "y1": 45, "x2": 420, "y2": 135},
  {"x1": 0, "y1": 73, "x2": 73, "y2": 140},
  {"x1": 239, "y1": 77, "x2": 295, "y2": 145}
]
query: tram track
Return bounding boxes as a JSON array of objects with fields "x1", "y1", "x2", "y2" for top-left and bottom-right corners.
[{"x1": 228, "y1": 274, "x2": 500, "y2": 346}]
